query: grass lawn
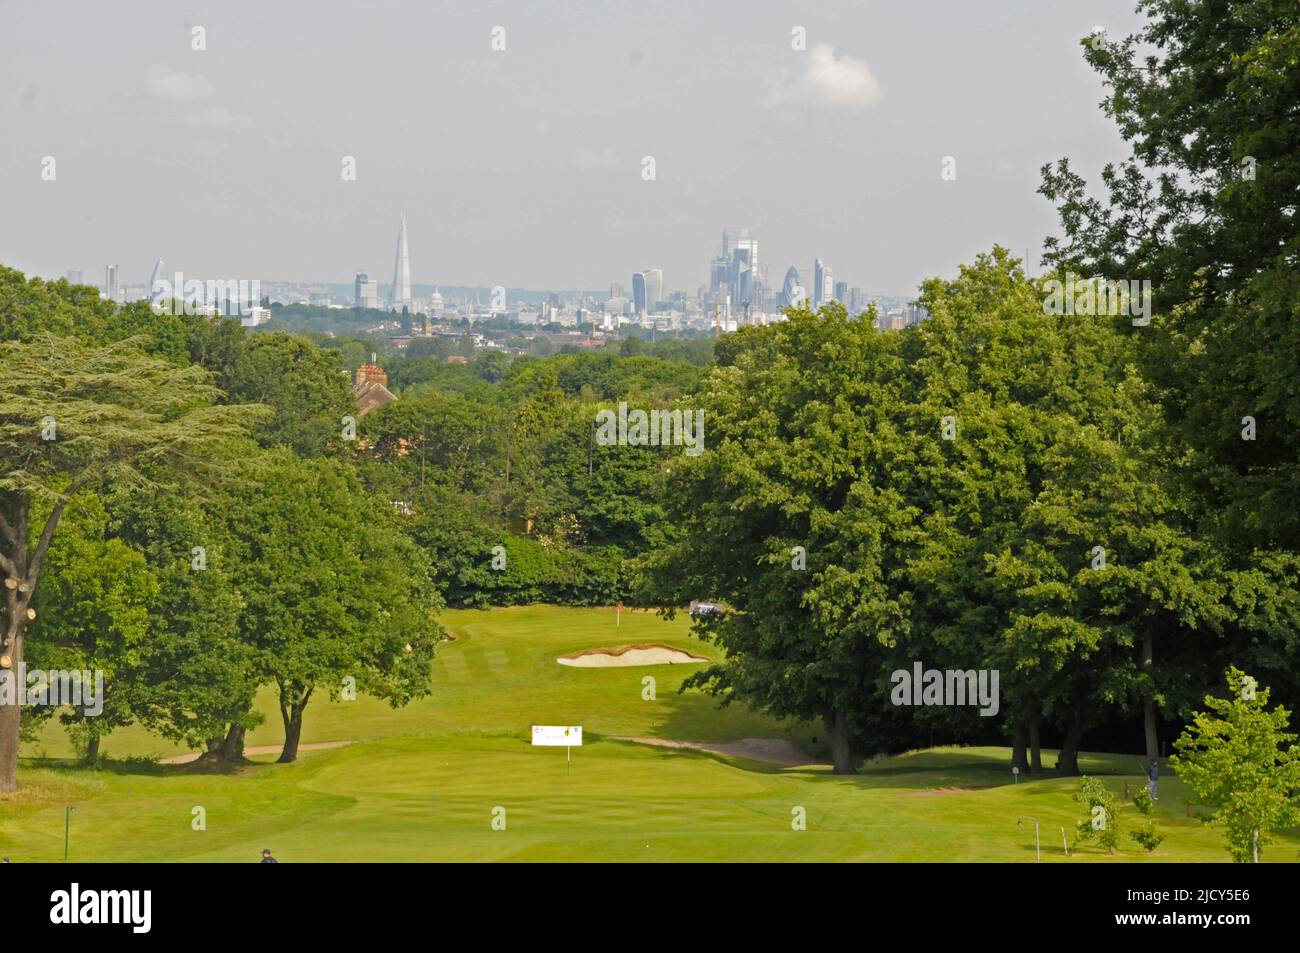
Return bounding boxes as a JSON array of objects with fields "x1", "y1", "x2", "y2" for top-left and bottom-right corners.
[{"x1": 4, "y1": 605, "x2": 1295, "y2": 862}]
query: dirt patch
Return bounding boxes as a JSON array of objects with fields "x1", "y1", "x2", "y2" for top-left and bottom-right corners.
[
  {"x1": 558, "y1": 643, "x2": 709, "y2": 668},
  {"x1": 159, "y1": 740, "x2": 353, "y2": 765},
  {"x1": 900, "y1": 786, "x2": 979, "y2": 797},
  {"x1": 617, "y1": 736, "x2": 815, "y2": 766}
]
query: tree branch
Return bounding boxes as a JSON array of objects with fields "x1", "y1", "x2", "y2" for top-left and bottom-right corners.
[{"x1": 0, "y1": 504, "x2": 15, "y2": 547}]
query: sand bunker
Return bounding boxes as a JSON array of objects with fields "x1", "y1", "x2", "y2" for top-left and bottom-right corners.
[{"x1": 557, "y1": 643, "x2": 709, "y2": 668}]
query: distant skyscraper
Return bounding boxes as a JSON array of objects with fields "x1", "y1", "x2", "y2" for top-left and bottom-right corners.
[
  {"x1": 104, "y1": 265, "x2": 119, "y2": 301},
  {"x1": 355, "y1": 272, "x2": 379, "y2": 309},
  {"x1": 709, "y1": 256, "x2": 729, "y2": 297},
  {"x1": 632, "y1": 272, "x2": 647, "y2": 314},
  {"x1": 633, "y1": 269, "x2": 662, "y2": 315},
  {"x1": 389, "y1": 214, "x2": 412, "y2": 312},
  {"x1": 715, "y1": 227, "x2": 759, "y2": 308},
  {"x1": 834, "y1": 281, "x2": 848, "y2": 305},
  {"x1": 730, "y1": 237, "x2": 758, "y2": 307},
  {"x1": 781, "y1": 266, "x2": 803, "y2": 307},
  {"x1": 812, "y1": 260, "x2": 829, "y2": 308},
  {"x1": 65, "y1": 269, "x2": 83, "y2": 285},
  {"x1": 645, "y1": 269, "x2": 662, "y2": 312},
  {"x1": 148, "y1": 259, "x2": 166, "y2": 298}
]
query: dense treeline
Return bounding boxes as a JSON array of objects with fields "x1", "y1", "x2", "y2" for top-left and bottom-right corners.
[
  {"x1": 356, "y1": 348, "x2": 703, "y2": 607},
  {"x1": 0, "y1": 278, "x2": 442, "y2": 788},
  {"x1": 641, "y1": 253, "x2": 1300, "y2": 775},
  {"x1": 0, "y1": 269, "x2": 710, "y2": 784},
  {"x1": 641, "y1": 0, "x2": 1300, "y2": 777}
]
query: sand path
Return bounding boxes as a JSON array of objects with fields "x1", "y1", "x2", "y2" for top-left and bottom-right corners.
[
  {"x1": 616, "y1": 736, "x2": 816, "y2": 766},
  {"x1": 159, "y1": 740, "x2": 354, "y2": 765}
]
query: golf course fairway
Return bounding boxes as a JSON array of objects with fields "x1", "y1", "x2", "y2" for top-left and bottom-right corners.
[{"x1": 4, "y1": 606, "x2": 1295, "y2": 862}]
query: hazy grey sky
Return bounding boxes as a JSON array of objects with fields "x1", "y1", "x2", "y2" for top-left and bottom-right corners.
[{"x1": 1, "y1": 0, "x2": 1143, "y2": 296}]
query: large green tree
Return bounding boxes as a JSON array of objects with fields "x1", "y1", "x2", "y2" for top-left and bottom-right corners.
[
  {"x1": 1040, "y1": 0, "x2": 1300, "y2": 549},
  {"x1": 906, "y1": 251, "x2": 1239, "y2": 773},
  {"x1": 24, "y1": 494, "x2": 157, "y2": 762},
  {"x1": 112, "y1": 487, "x2": 262, "y2": 763},
  {"x1": 0, "y1": 333, "x2": 259, "y2": 791},
  {"x1": 224, "y1": 451, "x2": 443, "y2": 762},
  {"x1": 641, "y1": 304, "x2": 920, "y2": 773}
]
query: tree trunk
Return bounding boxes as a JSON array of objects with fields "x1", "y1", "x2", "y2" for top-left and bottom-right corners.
[
  {"x1": 1011, "y1": 720, "x2": 1029, "y2": 774},
  {"x1": 277, "y1": 687, "x2": 312, "y2": 764},
  {"x1": 85, "y1": 734, "x2": 100, "y2": 764},
  {"x1": 0, "y1": 680, "x2": 20, "y2": 793},
  {"x1": 1252, "y1": 829, "x2": 1259, "y2": 863},
  {"x1": 279, "y1": 704, "x2": 305, "y2": 763},
  {"x1": 1, "y1": 492, "x2": 70, "y2": 792},
  {"x1": 0, "y1": 505, "x2": 29, "y2": 793},
  {"x1": 1029, "y1": 717, "x2": 1043, "y2": 774},
  {"x1": 219, "y1": 723, "x2": 246, "y2": 762},
  {"x1": 1141, "y1": 632, "x2": 1158, "y2": 762},
  {"x1": 1057, "y1": 710, "x2": 1083, "y2": 776},
  {"x1": 826, "y1": 708, "x2": 856, "y2": 775},
  {"x1": 0, "y1": 605, "x2": 22, "y2": 792}
]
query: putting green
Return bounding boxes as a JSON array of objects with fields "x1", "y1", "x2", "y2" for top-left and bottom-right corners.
[{"x1": 4, "y1": 606, "x2": 1296, "y2": 861}]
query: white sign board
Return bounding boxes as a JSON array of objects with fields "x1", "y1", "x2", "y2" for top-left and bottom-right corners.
[{"x1": 531, "y1": 725, "x2": 582, "y2": 747}]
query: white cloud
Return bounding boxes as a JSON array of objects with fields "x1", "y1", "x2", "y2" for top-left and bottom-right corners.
[
  {"x1": 768, "y1": 43, "x2": 882, "y2": 110},
  {"x1": 147, "y1": 63, "x2": 215, "y2": 102}
]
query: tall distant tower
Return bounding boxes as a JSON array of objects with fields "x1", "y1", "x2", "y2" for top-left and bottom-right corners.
[
  {"x1": 632, "y1": 269, "x2": 663, "y2": 316},
  {"x1": 389, "y1": 213, "x2": 412, "y2": 312},
  {"x1": 813, "y1": 259, "x2": 833, "y2": 308},
  {"x1": 781, "y1": 266, "x2": 803, "y2": 307},
  {"x1": 148, "y1": 259, "x2": 166, "y2": 300}
]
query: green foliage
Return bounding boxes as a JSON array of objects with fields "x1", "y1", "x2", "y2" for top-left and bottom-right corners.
[
  {"x1": 1040, "y1": 0, "x2": 1300, "y2": 551},
  {"x1": 1074, "y1": 776, "x2": 1121, "y2": 854},
  {"x1": 25, "y1": 494, "x2": 157, "y2": 756},
  {"x1": 1129, "y1": 785, "x2": 1164, "y2": 851},
  {"x1": 1130, "y1": 822, "x2": 1165, "y2": 853},
  {"x1": 639, "y1": 303, "x2": 919, "y2": 770},
  {"x1": 1132, "y1": 784, "x2": 1154, "y2": 816},
  {"x1": 111, "y1": 488, "x2": 261, "y2": 750},
  {"x1": 1171, "y1": 668, "x2": 1300, "y2": 862},
  {"x1": 0, "y1": 331, "x2": 262, "y2": 789},
  {"x1": 215, "y1": 332, "x2": 355, "y2": 458},
  {"x1": 222, "y1": 450, "x2": 443, "y2": 757}
]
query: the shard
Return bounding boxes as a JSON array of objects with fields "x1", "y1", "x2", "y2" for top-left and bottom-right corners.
[{"x1": 389, "y1": 213, "x2": 412, "y2": 312}]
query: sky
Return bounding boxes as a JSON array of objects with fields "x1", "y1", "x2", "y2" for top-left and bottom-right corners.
[{"x1": 0, "y1": 0, "x2": 1145, "y2": 297}]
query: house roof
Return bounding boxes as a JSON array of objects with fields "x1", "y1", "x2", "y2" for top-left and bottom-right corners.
[{"x1": 355, "y1": 379, "x2": 397, "y2": 416}]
